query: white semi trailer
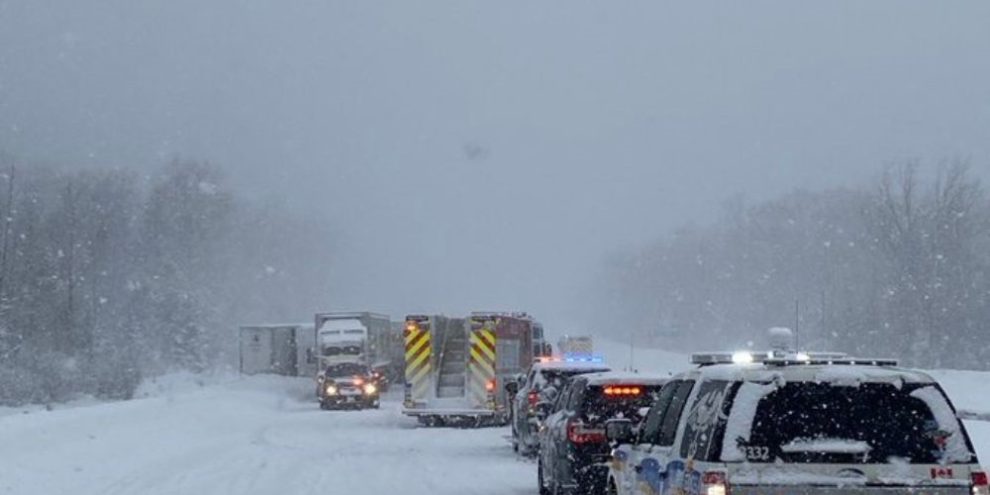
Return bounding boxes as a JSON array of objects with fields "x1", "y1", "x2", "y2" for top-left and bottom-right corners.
[
  {"x1": 238, "y1": 323, "x2": 316, "y2": 377},
  {"x1": 314, "y1": 312, "x2": 399, "y2": 379}
]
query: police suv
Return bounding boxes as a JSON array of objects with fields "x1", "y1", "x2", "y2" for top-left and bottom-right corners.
[{"x1": 605, "y1": 351, "x2": 987, "y2": 495}]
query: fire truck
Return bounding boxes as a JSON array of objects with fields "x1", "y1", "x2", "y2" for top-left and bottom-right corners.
[{"x1": 401, "y1": 312, "x2": 544, "y2": 426}]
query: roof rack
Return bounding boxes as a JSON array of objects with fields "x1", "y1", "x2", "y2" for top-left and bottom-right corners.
[{"x1": 690, "y1": 351, "x2": 897, "y2": 367}]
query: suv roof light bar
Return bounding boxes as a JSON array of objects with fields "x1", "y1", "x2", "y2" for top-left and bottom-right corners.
[
  {"x1": 537, "y1": 353, "x2": 605, "y2": 364},
  {"x1": 690, "y1": 351, "x2": 899, "y2": 367},
  {"x1": 763, "y1": 357, "x2": 899, "y2": 367}
]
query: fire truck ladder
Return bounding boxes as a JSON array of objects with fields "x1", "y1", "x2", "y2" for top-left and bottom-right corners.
[{"x1": 436, "y1": 323, "x2": 467, "y2": 398}]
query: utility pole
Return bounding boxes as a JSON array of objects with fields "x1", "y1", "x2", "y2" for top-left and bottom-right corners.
[
  {"x1": 628, "y1": 325, "x2": 634, "y2": 372},
  {"x1": 821, "y1": 289, "x2": 827, "y2": 349},
  {"x1": 794, "y1": 298, "x2": 800, "y2": 350}
]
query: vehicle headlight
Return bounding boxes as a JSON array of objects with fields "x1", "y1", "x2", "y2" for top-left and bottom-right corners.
[
  {"x1": 326, "y1": 385, "x2": 338, "y2": 395},
  {"x1": 363, "y1": 383, "x2": 378, "y2": 395}
]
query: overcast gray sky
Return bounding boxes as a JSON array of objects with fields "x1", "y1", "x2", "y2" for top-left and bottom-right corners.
[{"x1": 2, "y1": 1, "x2": 989, "y2": 331}]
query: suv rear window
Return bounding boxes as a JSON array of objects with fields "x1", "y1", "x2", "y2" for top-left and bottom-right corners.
[
  {"x1": 580, "y1": 384, "x2": 663, "y2": 425},
  {"x1": 534, "y1": 368, "x2": 609, "y2": 389},
  {"x1": 731, "y1": 382, "x2": 974, "y2": 464}
]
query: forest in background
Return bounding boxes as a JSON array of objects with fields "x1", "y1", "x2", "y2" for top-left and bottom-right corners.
[
  {"x1": 4, "y1": 158, "x2": 988, "y2": 406},
  {"x1": 0, "y1": 157, "x2": 335, "y2": 405},
  {"x1": 589, "y1": 162, "x2": 990, "y2": 370}
]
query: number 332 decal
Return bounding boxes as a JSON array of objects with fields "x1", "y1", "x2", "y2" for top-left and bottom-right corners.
[{"x1": 743, "y1": 446, "x2": 770, "y2": 461}]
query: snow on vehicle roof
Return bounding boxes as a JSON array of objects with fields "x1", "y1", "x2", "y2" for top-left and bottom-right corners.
[
  {"x1": 318, "y1": 318, "x2": 367, "y2": 332},
  {"x1": 684, "y1": 362, "x2": 935, "y2": 385},
  {"x1": 531, "y1": 361, "x2": 611, "y2": 371},
  {"x1": 241, "y1": 323, "x2": 313, "y2": 329},
  {"x1": 579, "y1": 371, "x2": 669, "y2": 386}
]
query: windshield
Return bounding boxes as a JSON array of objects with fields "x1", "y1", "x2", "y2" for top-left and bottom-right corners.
[
  {"x1": 324, "y1": 363, "x2": 368, "y2": 378},
  {"x1": 739, "y1": 382, "x2": 975, "y2": 464}
]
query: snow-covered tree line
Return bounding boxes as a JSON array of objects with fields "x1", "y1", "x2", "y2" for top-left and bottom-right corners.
[
  {"x1": 0, "y1": 158, "x2": 335, "y2": 405},
  {"x1": 589, "y1": 162, "x2": 990, "y2": 369}
]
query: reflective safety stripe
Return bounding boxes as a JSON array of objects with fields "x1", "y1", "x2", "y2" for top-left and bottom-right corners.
[
  {"x1": 405, "y1": 328, "x2": 432, "y2": 402},
  {"x1": 467, "y1": 327, "x2": 496, "y2": 408}
]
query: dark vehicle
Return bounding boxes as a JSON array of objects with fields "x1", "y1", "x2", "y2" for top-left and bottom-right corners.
[
  {"x1": 538, "y1": 372, "x2": 666, "y2": 495},
  {"x1": 509, "y1": 359, "x2": 611, "y2": 455},
  {"x1": 318, "y1": 363, "x2": 381, "y2": 410}
]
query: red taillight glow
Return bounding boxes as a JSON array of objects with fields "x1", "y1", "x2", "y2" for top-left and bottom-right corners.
[
  {"x1": 702, "y1": 471, "x2": 729, "y2": 495},
  {"x1": 603, "y1": 386, "x2": 642, "y2": 396},
  {"x1": 972, "y1": 471, "x2": 989, "y2": 490},
  {"x1": 353, "y1": 377, "x2": 364, "y2": 386},
  {"x1": 485, "y1": 379, "x2": 496, "y2": 393},
  {"x1": 566, "y1": 420, "x2": 606, "y2": 444},
  {"x1": 528, "y1": 391, "x2": 540, "y2": 408}
]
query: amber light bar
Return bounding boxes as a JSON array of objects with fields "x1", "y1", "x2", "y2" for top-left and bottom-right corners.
[{"x1": 603, "y1": 386, "x2": 642, "y2": 396}]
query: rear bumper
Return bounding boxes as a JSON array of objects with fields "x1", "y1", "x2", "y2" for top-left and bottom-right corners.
[
  {"x1": 519, "y1": 418, "x2": 541, "y2": 446},
  {"x1": 731, "y1": 486, "x2": 971, "y2": 495},
  {"x1": 322, "y1": 394, "x2": 377, "y2": 406},
  {"x1": 402, "y1": 407, "x2": 498, "y2": 417}
]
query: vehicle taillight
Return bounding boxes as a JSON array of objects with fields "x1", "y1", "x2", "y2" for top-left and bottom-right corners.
[
  {"x1": 972, "y1": 471, "x2": 989, "y2": 495},
  {"x1": 528, "y1": 391, "x2": 539, "y2": 408},
  {"x1": 566, "y1": 419, "x2": 606, "y2": 444},
  {"x1": 702, "y1": 471, "x2": 729, "y2": 495},
  {"x1": 485, "y1": 379, "x2": 496, "y2": 393}
]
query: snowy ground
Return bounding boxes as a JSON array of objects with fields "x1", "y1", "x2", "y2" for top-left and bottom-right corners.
[
  {"x1": 0, "y1": 375, "x2": 533, "y2": 495},
  {"x1": 3, "y1": 343, "x2": 990, "y2": 495}
]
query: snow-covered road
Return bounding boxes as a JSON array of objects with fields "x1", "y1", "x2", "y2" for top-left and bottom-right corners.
[
  {"x1": 5, "y1": 350, "x2": 990, "y2": 495},
  {"x1": 0, "y1": 376, "x2": 534, "y2": 495}
]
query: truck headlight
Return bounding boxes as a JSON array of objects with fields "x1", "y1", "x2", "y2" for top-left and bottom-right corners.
[
  {"x1": 326, "y1": 385, "x2": 338, "y2": 395},
  {"x1": 363, "y1": 383, "x2": 378, "y2": 395}
]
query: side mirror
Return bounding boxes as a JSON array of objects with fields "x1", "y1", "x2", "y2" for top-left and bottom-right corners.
[
  {"x1": 606, "y1": 418, "x2": 635, "y2": 445},
  {"x1": 504, "y1": 380, "x2": 519, "y2": 396}
]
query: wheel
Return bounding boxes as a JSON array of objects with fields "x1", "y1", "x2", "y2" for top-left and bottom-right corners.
[
  {"x1": 319, "y1": 400, "x2": 329, "y2": 410},
  {"x1": 538, "y1": 458, "x2": 551, "y2": 495}
]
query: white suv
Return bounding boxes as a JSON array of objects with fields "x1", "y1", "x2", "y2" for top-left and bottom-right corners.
[{"x1": 606, "y1": 352, "x2": 987, "y2": 495}]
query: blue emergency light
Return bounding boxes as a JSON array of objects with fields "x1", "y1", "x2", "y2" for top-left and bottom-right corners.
[{"x1": 563, "y1": 353, "x2": 604, "y2": 364}]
